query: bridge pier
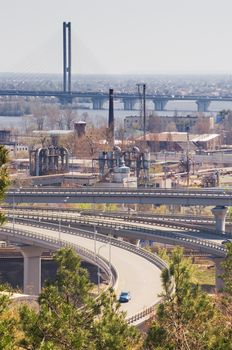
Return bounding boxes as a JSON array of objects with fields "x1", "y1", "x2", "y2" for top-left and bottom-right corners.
[
  {"x1": 58, "y1": 95, "x2": 73, "y2": 104},
  {"x1": 153, "y1": 99, "x2": 168, "y2": 111},
  {"x1": 196, "y1": 100, "x2": 210, "y2": 112},
  {"x1": 123, "y1": 98, "x2": 136, "y2": 110},
  {"x1": 20, "y1": 246, "x2": 44, "y2": 295},
  {"x1": 92, "y1": 98, "x2": 106, "y2": 110},
  {"x1": 211, "y1": 206, "x2": 228, "y2": 233},
  {"x1": 214, "y1": 257, "x2": 225, "y2": 291}
]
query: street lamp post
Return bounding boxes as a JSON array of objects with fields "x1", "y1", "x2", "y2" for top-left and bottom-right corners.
[
  {"x1": 58, "y1": 197, "x2": 69, "y2": 241},
  {"x1": 94, "y1": 224, "x2": 97, "y2": 258},
  {"x1": 164, "y1": 151, "x2": 167, "y2": 189},
  {"x1": 13, "y1": 187, "x2": 21, "y2": 233},
  {"x1": 97, "y1": 244, "x2": 107, "y2": 293}
]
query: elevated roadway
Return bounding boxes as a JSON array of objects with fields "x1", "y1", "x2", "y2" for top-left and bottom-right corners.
[
  {"x1": 6, "y1": 187, "x2": 232, "y2": 207},
  {"x1": 0, "y1": 221, "x2": 166, "y2": 323},
  {"x1": 9, "y1": 210, "x2": 227, "y2": 258}
]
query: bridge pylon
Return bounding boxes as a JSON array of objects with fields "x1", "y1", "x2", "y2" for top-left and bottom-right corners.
[{"x1": 63, "y1": 22, "x2": 71, "y2": 93}]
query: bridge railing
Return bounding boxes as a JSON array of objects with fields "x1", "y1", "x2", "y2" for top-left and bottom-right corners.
[
  {"x1": 0, "y1": 225, "x2": 117, "y2": 289},
  {"x1": 1, "y1": 220, "x2": 170, "y2": 324},
  {"x1": 8, "y1": 207, "x2": 232, "y2": 237},
  {"x1": 7, "y1": 187, "x2": 232, "y2": 196},
  {"x1": 9, "y1": 212, "x2": 227, "y2": 257}
]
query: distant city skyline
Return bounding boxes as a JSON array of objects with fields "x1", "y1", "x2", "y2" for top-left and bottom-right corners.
[{"x1": 1, "y1": 0, "x2": 232, "y2": 75}]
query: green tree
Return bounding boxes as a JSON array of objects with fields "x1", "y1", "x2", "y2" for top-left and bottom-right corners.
[
  {"x1": 210, "y1": 243, "x2": 232, "y2": 349},
  {"x1": 0, "y1": 145, "x2": 10, "y2": 224},
  {"x1": 0, "y1": 145, "x2": 19, "y2": 349},
  {"x1": 144, "y1": 247, "x2": 217, "y2": 350},
  {"x1": 19, "y1": 248, "x2": 140, "y2": 350},
  {"x1": 0, "y1": 294, "x2": 19, "y2": 350}
]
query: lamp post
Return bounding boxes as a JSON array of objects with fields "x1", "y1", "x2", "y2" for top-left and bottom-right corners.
[
  {"x1": 58, "y1": 196, "x2": 69, "y2": 241},
  {"x1": 164, "y1": 151, "x2": 167, "y2": 189},
  {"x1": 97, "y1": 244, "x2": 107, "y2": 293},
  {"x1": 94, "y1": 224, "x2": 97, "y2": 258},
  {"x1": 108, "y1": 234, "x2": 112, "y2": 273},
  {"x1": 13, "y1": 187, "x2": 21, "y2": 233}
]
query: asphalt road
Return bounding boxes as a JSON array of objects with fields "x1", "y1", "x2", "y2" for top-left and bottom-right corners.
[{"x1": 6, "y1": 222, "x2": 163, "y2": 319}]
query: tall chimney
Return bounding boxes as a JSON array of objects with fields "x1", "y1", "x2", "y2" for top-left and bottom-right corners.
[{"x1": 108, "y1": 88, "x2": 114, "y2": 146}]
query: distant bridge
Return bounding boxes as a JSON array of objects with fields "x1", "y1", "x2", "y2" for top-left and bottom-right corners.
[
  {"x1": 1, "y1": 89, "x2": 232, "y2": 111},
  {"x1": 1, "y1": 22, "x2": 230, "y2": 112}
]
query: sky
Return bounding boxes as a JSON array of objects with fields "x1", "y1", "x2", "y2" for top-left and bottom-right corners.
[{"x1": 1, "y1": 0, "x2": 232, "y2": 75}]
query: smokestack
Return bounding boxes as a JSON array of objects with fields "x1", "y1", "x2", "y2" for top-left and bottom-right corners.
[
  {"x1": 108, "y1": 88, "x2": 114, "y2": 145},
  {"x1": 74, "y1": 121, "x2": 86, "y2": 137}
]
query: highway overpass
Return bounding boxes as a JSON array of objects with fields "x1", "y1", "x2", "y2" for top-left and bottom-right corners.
[
  {"x1": 0, "y1": 221, "x2": 166, "y2": 323},
  {"x1": 6, "y1": 187, "x2": 232, "y2": 232},
  {"x1": 6, "y1": 187, "x2": 232, "y2": 207}
]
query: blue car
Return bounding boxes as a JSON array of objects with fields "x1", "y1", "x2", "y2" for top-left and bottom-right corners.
[{"x1": 119, "y1": 291, "x2": 131, "y2": 303}]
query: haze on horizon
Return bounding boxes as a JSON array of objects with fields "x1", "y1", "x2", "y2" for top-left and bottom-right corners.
[{"x1": 1, "y1": 0, "x2": 232, "y2": 75}]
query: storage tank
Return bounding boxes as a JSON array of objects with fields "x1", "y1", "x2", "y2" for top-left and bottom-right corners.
[
  {"x1": 113, "y1": 162, "x2": 130, "y2": 183},
  {"x1": 99, "y1": 151, "x2": 106, "y2": 176},
  {"x1": 107, "y1": 151, "x2": 114, "y2": 170}
]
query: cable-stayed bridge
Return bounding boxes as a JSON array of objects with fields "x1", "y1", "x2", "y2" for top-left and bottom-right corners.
[{"x1": 1, "y1": 22, "x2": 232, "y2": 111}]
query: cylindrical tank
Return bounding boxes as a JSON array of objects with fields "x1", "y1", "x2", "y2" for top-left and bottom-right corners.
[
  {"x1": 143, "y1": 150, "x2": 150, "y2": 170},
  {"x1": 113, "y1": 146, "x2": 121, "y2": 167},
  {"x1": 107, "y1": 151, "x2": 114, "y2": 170},
  {"x1": 113, "y1": 163, "x2": 130, "y2": 183},
  {"x1": 98, "y1": 151, "x2": 106, "y2": 176}
]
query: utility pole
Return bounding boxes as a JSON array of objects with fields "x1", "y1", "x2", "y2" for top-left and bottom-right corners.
[
  {"x1": 137, "y1": 83, "x2": 147, "y2": 141},
  {"x1": 186, "y1": 126, "x2": 190, "y2": 188}
]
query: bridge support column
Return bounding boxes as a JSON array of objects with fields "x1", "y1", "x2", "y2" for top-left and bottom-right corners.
[
  {"x1": 20, "y1": 246, "x2": 44, "y2": 295},
  {"x1": 92, "y1": 98, "x2": 106, "y2": 110},
  {"x1": 127, "y1": 238, "x2": 140, "y2": 246},
  {"x1": 213, "y1": 257, "x2": 225, "y2": 292},
  {"x1": 153, "y1": 99, "x2": 168, "y2": 111},
  {"x1": 211, "y1": 206, "x2": 228, "y2": 233},
  {"x1": 196, "y1": 100, "x2": 210, "y2": 112},
  {"x1": 123, "y1": 98, "x2": 136, "y2": 110},
  {"x1": 58, "y1": 95, "x2": 73, "y2": 104}
]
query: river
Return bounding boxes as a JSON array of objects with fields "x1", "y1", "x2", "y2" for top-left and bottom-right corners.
[{"x1": 1, "y1": 99, "x2": 232, "y2": 130}]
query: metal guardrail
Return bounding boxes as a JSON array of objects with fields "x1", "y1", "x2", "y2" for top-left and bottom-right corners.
[
  {"x1": 5, "y1": 187, "x2": 232, "y2": 208},
  {"x1": 6, "y1": 187, "x2": 232, "y2": 197},
  {"x1": 5, "y1": 206, "x2": 227, "y2": 235},
  {"x1": 8, "y1": 211, "x2": 227, "y2": 257},
  {"x1": 0, "y1": 225, "x2": 116, "y2": 290}
]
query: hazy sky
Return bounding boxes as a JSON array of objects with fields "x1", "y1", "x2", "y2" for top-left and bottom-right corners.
[{"x1": 1, "y1": 0, "x2": 232, "y2": 74}]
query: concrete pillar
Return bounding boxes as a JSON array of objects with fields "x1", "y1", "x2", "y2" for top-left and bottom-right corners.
[
  {"x1": 92, "y1": 98, "x2": 106, "y2": 110},
  {"x1": 153, "y1": 99, "x2": 168, "y2": 111},
  {"x1": 20, "y1": 246, "x2": 44, "y2": 295},
  {"x1": 58, "y1": 95, "x2": 73, "y2": 104},
  {"x1": 211, "y1": 206, "x2": 228, "y2": 233},
  {"x1": 214, "y1": 257, "x2": 225, "y2": 292},
  {"x1": 196, "y1": 100, "x2": 210, "y2": 112},
  {"x1": 123, "y1": 98, "x2": 136, "y2": 110},
  {"x1": 127, "y1": 238, "x2": 140, "y2": 246}
]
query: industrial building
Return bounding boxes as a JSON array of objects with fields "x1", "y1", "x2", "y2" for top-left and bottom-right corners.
[{"x1": 136, "y1": 132, "x2": 220, "y2": 152}]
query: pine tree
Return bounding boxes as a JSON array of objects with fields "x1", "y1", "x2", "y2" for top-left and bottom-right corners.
[
  {"x1": 19, "y1": 248, "x2": 141, "y2": 350},
  {"x1": 210, "y1": 243, "x2": 232, "y2": 350},
  {"x1": 0, "y1": 145, "x2": 19, "y2": 349},
  {"x1": 0, "y1": 145, "x2": 10, "y2": 224},
  {"x1": 144, "y1": 247, "x2": 217, "y2": 350}
]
